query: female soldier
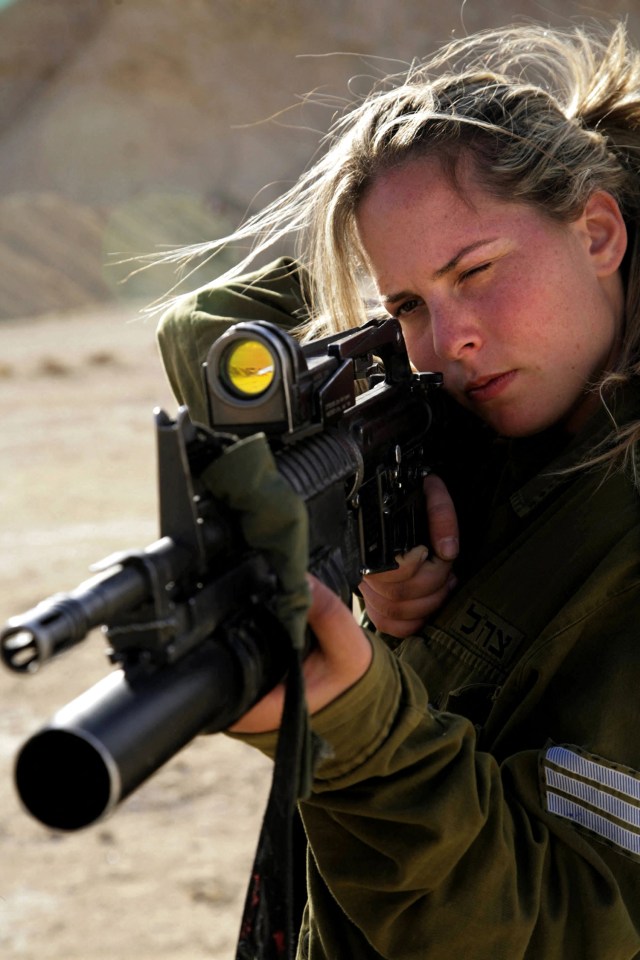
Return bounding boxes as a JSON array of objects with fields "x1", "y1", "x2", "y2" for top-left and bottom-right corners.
[{"x1": 157, "y1": 22, "x2": 640, "y2": 958}]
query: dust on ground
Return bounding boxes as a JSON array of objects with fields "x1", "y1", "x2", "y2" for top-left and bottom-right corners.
[{"x1": 0, "y1": 303, "x2": 272, "y2": 959}]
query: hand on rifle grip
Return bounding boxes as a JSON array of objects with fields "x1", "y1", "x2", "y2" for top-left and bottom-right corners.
[{"x1": 358, "y1": 474, "x2": 459, "y2": 638}]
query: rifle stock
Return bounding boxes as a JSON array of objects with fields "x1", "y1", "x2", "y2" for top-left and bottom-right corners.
[{"x1": 1, "y1": 317, "x2": 443, "y2": 830}]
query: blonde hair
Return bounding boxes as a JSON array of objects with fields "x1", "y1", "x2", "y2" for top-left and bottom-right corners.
[{"x1": 167, "y1": 22, "x2": 640, "y2": 469}]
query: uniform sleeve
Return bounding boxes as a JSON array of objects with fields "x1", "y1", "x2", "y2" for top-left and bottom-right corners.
[
  {"x1": 297, "y1": 631, "x2": 640, "y2": 960},
  {"x1": 156, "y1": 256, "x2": 310, "y2": 423}
]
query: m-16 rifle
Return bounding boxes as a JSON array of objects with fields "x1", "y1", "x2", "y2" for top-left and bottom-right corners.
[{"x1": 1, "y1": 316, "x2": 443, "y2": 833}]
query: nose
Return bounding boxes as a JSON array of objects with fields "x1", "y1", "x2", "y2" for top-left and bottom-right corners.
[{"x1": 430, "y1": 302, "x2": 483, "y2": 362}]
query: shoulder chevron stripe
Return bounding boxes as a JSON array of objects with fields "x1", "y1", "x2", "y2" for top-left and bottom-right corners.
[{"x1": 542, "y1": 744, "x2": 640, "y2": 860}]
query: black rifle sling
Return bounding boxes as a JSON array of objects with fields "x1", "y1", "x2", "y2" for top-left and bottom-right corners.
[{"x1": 235, "y1": 640, "x2": 314, "y2": 960}]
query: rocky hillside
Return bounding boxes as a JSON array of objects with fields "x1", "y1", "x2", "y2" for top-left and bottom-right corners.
[{"x1": 0, "y1": 0, "x2": 637, "y2": 319}]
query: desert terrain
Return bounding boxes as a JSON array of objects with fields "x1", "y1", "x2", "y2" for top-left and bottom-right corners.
[{"x1": 0, "y1": 303, "x2": 273, "y2": 959}]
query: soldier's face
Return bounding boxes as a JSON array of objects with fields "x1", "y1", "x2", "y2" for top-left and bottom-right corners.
[{"x1": 356, "y1": 157, "x2": 626, "y2": 437}]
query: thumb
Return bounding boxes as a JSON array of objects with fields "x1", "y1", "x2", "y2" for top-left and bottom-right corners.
[{"x1": 424, "y1": 473, "x2": 459, "y2": 561}]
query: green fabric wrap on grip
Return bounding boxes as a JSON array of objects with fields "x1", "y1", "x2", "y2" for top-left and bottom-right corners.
[{"x1": 200, "y1": 432, "x2": 311, "y2": 651}]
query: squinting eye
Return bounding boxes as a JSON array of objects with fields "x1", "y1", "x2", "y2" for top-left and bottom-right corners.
[{"x1": 460, "y1": 262, "x2": 492, "y2": 282}]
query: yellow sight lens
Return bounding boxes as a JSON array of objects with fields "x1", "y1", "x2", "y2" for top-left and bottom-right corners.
[{"x1": 223, "y1": 339, "x2": 275, "y2": 397}]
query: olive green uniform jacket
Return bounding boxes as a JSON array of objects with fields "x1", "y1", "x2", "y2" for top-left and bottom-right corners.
[{"x1": 157, "y1": 260, "x2": 640, "y2": 959}]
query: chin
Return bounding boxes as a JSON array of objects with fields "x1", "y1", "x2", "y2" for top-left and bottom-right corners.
[{"x1": 482, "y1": 411, "x2": 562, "y2": 439}]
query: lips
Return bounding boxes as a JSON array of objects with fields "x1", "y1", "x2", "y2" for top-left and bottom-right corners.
[{"x1": 464, "y1": 370, "x2": 517, "y2": 403}]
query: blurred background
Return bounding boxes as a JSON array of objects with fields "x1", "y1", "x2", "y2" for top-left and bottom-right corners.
[
  {"x1": 1, "y1": 0, "x2": 639, "y2": 319},
  {"x1": 1, "y1": 2, "x2": 639, "y2": 959}
]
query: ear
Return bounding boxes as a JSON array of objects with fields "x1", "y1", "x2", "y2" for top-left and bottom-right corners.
[{"x1": 581, "y1": 190, "x2": 628, "y2": 277}]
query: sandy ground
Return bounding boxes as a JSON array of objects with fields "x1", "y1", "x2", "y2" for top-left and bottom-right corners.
[{"x1": 0, "y1": 303, "x2": 273, "y2": 959}]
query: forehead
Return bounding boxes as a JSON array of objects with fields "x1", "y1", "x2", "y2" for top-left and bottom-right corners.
[
  {"x1": 355, "y1": 157, "x2": 516, "y2": 277},
  {"x1": 357, "y1": 155, "x2": 497, "y2": 232}
]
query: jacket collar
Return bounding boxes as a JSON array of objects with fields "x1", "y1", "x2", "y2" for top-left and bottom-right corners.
[{"x1": 508, "y1": 380, "x2": 640, "y2": 518}]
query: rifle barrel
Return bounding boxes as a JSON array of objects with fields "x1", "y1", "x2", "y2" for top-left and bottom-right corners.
[{"x1": 0, "y1": 537, "x2": 185, "y2": 674}]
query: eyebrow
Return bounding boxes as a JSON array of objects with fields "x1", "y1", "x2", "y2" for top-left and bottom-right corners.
[{"x1": 381, "y1": 238, "x2": 498, "y2": 305}]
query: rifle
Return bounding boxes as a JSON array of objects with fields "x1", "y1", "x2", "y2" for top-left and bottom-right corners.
[{"x1": 1, "y1": 316, "x2": 443, "y2": 833}]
